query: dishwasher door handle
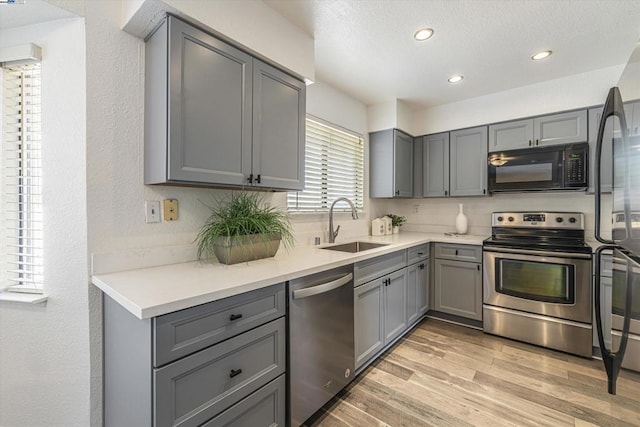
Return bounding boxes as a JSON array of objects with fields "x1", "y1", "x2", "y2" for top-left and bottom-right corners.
[{"x1": 292, "y1": 273, "x2": 353, "y2": 300}]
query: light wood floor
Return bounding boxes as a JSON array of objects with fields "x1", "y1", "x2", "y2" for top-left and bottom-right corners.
[{"x1": 306, "y1": 318, "x2": 640, "y2": 427}]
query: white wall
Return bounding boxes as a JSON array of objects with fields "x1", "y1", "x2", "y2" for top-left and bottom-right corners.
[
  {"x1": 371, "y1": 65, "x2": 624, "y2": 240},
  {"x1": 0, "y1": 18, "x2": 89, "y2": 427}
]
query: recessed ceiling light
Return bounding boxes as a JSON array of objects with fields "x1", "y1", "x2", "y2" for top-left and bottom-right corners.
[
  {"x1": 414, "y1": 28, "x2": 434, "y2": 41},
  {"x1": 448, "y1": 75, "x2": 464, "y2": 83},
  {"x1": 531, "y1": 50, "x2": 552, "y2": 60}
]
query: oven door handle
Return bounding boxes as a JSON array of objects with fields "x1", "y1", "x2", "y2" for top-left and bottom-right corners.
[{"x1": 483, "y1": 246, "x2": 592, "y2": 260}]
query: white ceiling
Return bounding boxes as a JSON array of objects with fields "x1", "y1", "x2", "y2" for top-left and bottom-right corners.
[
  {"x1": 0, "y1": 0, "x2": 75, "y2": 30},
  {"x1": 264, "y1": 0, "x2": 640, "y2": 110}
]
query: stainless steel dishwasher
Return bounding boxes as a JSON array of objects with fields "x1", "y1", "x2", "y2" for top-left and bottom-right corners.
[{"x1": 288, "y1": 264, "x2": 355, "y2": 426}]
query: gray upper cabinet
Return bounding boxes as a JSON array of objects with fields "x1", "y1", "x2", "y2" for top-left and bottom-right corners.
[
  {"x1": 533, "y1": 110, "x2": 587, "y2": 146},
  {"x1": 625, "y1": 101, "x2": 640, "y2": 137},
  {"x1": 370, "y1": 129, "x2": 414, "y2": 198},
  {"x1": 450, "y1": 126, "x2": 488, "y2": 197},
  {"x1": 252, "y1": 60, "x2": 306, "y2": 190},
  {"x1": 588, "y1": 107, "x2": 613, "y2": 193},
  {"x1": 145, "y1": 16, "x2": 305, "y2": 191},
  {"x1": 421, "y1": 132, "x2": 450, "y2": 197},
  {"x1": 487, "y1": 110, "x2": 587, "y2": 151},
  {"x1": 488, "y1": 119, "x2": 534, "y2": 151}
]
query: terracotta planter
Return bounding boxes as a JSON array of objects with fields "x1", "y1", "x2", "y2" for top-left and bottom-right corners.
[{"x1": 213, "y1": 233, "x2": 282, "y2": 265}]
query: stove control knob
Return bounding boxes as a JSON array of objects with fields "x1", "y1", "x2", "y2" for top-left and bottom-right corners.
[
  {"x1": 508, "y1": 216, "x2": 514, "y2": 222},
  {"x1": 556, "y1": 217, "x2": 564, "y2": 223},
  {"x1": 569, "y1": 217, "x2": 577, "y2": 223},
  {"x1": 497, "y1": 216, "x2": 504, "y2": 222}
]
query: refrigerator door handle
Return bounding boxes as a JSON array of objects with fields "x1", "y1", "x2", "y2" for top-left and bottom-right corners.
[
  {"x1": 595, "y1": 87, "x2": 628, "y2": 244},
  {"x1": 595, "y1": 246, "x2": 635, "y2": 395}
]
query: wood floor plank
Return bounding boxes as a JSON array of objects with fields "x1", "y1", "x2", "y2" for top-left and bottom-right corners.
[{"x1": 307, "y1": 319, "x2": 640, "y2": 427}]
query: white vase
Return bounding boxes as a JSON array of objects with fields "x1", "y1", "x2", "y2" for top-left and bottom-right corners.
[
  {"x1": 393, "y1": 226, "x2": 400, "y2": 234},
  {"x1": 455, "y1": 203, "x2": 468, "y2": 234}
]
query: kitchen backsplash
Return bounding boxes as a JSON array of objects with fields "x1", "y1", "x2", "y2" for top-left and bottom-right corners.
[{"x1": 373, "y1": 192, "x2": 611, "y2": 240}]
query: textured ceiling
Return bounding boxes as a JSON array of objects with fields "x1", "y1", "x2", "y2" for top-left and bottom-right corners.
[
  {"x1": 264, "y1": 0, "x2": 640, "y2": 109},
  {"x1": 0, "y1": 0, "x2": 75, "y2": 30}
]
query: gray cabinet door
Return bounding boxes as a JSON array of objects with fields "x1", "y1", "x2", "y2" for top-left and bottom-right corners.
[
  {"x1": 252, "y1": 60, "x2": 306, "y2": 191},
  {"x1": 354, "y1": 280, "x2": 384, "y2": 370},
  {"x1": 407, "y1": 261, "x2": 428, "y2": 326},
  {"x1": 533, "y1": 110, "x2": 588, "y2": 146},
  {"x1": 167, "y1": 17, "x2": 253, "y2": 186},
  {"x1": 394, "y1": 130, "x2": 414, "y2": 197},
  {"x1": 422, "y1": 132, "x2": 450, "y2": 197},
  {"x1": 434, "y1": 259, "x2": 482, "y2": 321},
  {"x1": 488, "y1": 119, "x2": 534, "y2": 151},
  {"x1": 588, "y1": 107, "x2": 613, "y2": 193},
  {"x1": 370, "y1": 129, "x2": 413, "y2": 198},
  {"x1": 383, "y1": 268, "x2": 407, "y2": 344},
  {"x1": 450, "y1": 126, "x2": 488, "y2": 197},
  {"x1": 201, "y1": 375, "x2": 286, "y2": 427}
]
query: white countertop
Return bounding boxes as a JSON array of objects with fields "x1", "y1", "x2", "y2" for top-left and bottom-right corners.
[{"x1": 91, "y1": 232, "x2": 487, "y2": 320}]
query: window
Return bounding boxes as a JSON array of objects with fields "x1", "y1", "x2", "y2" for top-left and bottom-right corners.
[
  {"x1": 1, "y1": 61, "x2": 43, "y2": 294},
  {"x1": 288, "y1": 116, "x2": 364, "y2": 212}
]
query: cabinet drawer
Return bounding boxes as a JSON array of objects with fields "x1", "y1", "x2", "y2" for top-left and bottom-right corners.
[
  {"x1": 408, "y1": 244, "x2": 429, "y2": 265},
  {"x1": 153, "y1": 283, "x2": 285, "y2": 367},
  {"x1": 354, "y1": 250, "x2": 407, "y2": 286},
  {"x1": 201, "y1": 375, "x2": 286, "y2": 427},
  {"x1": 154, "y1": 317, "x2": 286, "y2": 427},
  {"x1": 435, "y1": 243, "x2": 482, "y2": 263}
]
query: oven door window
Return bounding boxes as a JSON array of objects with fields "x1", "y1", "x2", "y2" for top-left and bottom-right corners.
[{"x1": 497, "y1": 259, "x2": 575, "y2": 304}]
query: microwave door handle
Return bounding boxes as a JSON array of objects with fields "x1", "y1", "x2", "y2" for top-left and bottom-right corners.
[{"x1": 595, "y1": 87, "x2": 627, "y2": 244}]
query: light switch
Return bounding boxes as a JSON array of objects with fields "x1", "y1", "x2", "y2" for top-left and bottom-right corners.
[
  {"x1": 145, "y1": 200, "x2": 161, "y2": 223},
  {"x1": 163, "y1": 199, "x2": 178, "y2": 221}
]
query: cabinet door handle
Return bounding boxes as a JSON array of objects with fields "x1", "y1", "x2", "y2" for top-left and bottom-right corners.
[
  {"x1": 229, "y1": 313, "x2": 243, "y2": 321},
  {"x1": 247, "y1": 174, "x2": 253, "y2": 184},
  {"x1": 455, "y1": 249, "x2": 459, "y2": 255},
  {"x1": 395, "y1": 190, "x2": 400, "y2": 196},
  {"x1": 229, "y1": 368, "x2": 243, "y2": 378},
  {"x1": 444, "y1": 190, "x2": 448, "y2": 196},
  {"x1": 529, "y1": 140, "x2": 532, "y2": 146},
  {"x1": 536, "y1": 139, "x2": 539, "y2": 146},
  {"x1": 255, "y1": 174, "x2": 261, "y2": 184},
  {"x1": 477, "y1": 264, "x2": 480, "y2": 271},
  {"x1": 419, "y1": 264, "x2": 425, "y2": 270},
  {"x1": 483, "y1": 189, "x2": 486, "y2": 194}
]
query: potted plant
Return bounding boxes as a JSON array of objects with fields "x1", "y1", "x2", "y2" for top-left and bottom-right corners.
[
  {"x1": 387, "y1": 214, "x2": 406, "y2": 234},
  {"x1": 196, "y1": 192, "x2": 294, "y2": 264}
]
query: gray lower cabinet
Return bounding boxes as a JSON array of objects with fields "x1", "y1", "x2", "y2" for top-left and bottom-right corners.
[
  {"x1": 407, "y1": 259, "x2": 429, "y2": 326},
  {"x1": 588, "y1": 107, "x2": 614, "y2": 193},
  {"x1": 145, "y1": 16, "x2": 305, "y2": 191},
  {"x1": 354, "y1": 267, "x2": 407, "y2": 370},
  {"x1": 354, "y1": 279, "x2": 384, "y2": 369},
  {"x1": 433, "y1": 244, "x2": 482, "y2": 321},
  {"x1": 370, "y1": 128, "x2": 414, "y2": 198},
  {"x1": 488, "y1": 110, "x2": 588, "y2": 151},
  {"x1": 104, "y1": 282, "x2": 286, "y2": 427},
  {"x1": 450, "y1": 126, "x2": 488, "y2": 197}
]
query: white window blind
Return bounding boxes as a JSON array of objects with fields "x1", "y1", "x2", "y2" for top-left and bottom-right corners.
[
  {"x1": 1, "y1": 62, "x2": 43, "y2": 293},
  {"x1": 288, "y1": 117, "x2": 364, "y2": 212}
]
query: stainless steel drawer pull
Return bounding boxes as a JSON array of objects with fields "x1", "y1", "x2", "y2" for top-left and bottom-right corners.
[
  {"x1": 229, "y1": 368, "x2": 242, "y2": 378},
  {"x1": 417, "y1": 252, "x2": 424, "y2": 256},
  {"x1": 292, "y1": 273, "x2": 353, "y2": 300},
  {"x1": 455, "y1": 249, "x2": 459, "y2": 255},
  {"x1": 229, "y1": 313, "x2": 243, "y2": 321}
]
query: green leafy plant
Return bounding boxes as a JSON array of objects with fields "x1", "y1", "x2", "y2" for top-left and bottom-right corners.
[
  {"x1": 387, "y1": 214, "x2": 407, "y2": 228},
  {"x1": 196, "y1": 192, "x2": 294, "y2": 262}
]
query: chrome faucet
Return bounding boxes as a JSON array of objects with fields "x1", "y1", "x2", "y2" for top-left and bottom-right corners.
[{"x1": 328, "y1": 197, "x2": 358, "y2": 243}]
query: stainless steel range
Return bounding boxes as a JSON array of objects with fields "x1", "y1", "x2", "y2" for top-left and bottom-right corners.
[{"x1": 483, "y1": 212, "x2": 593, "y2": 357}]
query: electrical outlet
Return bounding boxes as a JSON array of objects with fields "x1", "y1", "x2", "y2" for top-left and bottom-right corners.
[
  {"x1": 413, "y1": 205, "x2": 420, "y2": 214},
  {"x1": 145, "y1": 200, "x2": 161, "y2": 223},
  {"x1": 163, "y1": 199, "x2": 178, "y2": 221}
]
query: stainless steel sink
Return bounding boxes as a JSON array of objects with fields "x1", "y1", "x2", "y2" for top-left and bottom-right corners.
[{"x1": 320, "y1": 241, "x2": 389, "y2": 253}]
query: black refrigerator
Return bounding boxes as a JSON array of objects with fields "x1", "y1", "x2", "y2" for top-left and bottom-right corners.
[{"x1": 594, "y1": 41, "x2": 640, "y2": 394}]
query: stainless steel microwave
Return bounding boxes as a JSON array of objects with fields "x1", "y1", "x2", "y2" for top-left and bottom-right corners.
[{"x1": 488, "y1": 142, "x2": 589, "y2": 193}]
